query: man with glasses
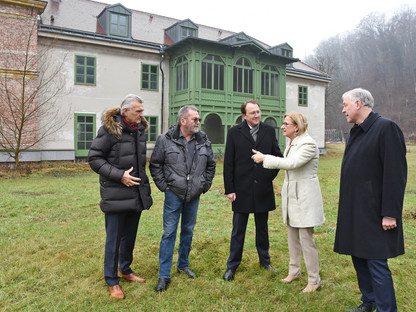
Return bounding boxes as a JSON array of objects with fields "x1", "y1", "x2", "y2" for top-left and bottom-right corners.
[
  {"x1": 150, "y1": 105, "x2": 216, "y2": 292},
  {"x1": 222, "y1": 100, "x2": 283, "y2": 281}
]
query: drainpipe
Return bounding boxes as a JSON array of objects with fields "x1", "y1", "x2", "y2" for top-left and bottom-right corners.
[{"x1": 159, "y1": 45, "x2": 165, "y2": 133}]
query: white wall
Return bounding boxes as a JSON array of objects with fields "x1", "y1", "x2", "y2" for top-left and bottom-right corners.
[
  {"x1": 37, "y1": 36, "x2": 168, "y2": 152},
  {"x1": 286, "y1": 76, "x2": 326, "y2": 150}
]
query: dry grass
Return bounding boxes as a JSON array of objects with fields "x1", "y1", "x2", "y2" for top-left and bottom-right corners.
[{"x1": 0, "y1": 144, "x2": 415, "y2": 311}]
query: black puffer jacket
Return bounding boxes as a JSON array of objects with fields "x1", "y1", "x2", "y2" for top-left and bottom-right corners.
[
  {"x1": 88, "y1": 107, "x2": 153, "y2": 213},
  {"x1": 149, "y1": 125, "x2": 216, "y2": 202}
]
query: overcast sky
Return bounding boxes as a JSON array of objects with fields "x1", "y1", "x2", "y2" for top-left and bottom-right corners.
[{"x1": 104, "y1": 0, "x2": 416, "y2": 59}]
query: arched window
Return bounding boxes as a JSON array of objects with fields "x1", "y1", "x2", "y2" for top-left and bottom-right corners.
[
  {"x1": 261, "y1": 65, "x2": 279, "y2": 97},
  {"x1": 264, "y1": 117, "x2": 279, "y2": 139},
  {"x1": 201, "y1": 55, "x2": 224, "y2": 90},
  {"x1": 233, "y1": 57, "x2": 253, "y2": 93},
  {"x1": 176, "y1": 56, "x2": 188, "y2": 91},
  {"x1": 201, "y1": 114, "x2": 224, "y2": 144}
]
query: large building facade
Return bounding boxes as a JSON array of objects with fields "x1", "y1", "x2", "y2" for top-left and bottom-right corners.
[{"x1": 0, "y1": 0, "x2": 330, "y2": 162}]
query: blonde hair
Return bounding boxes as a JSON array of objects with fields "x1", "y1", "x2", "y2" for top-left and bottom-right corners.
[{"x1": 284, "y1": 112, "x2": 308, "y2": 135}]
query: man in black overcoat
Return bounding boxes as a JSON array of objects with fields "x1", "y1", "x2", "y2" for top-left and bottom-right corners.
[
  {"x1": 334, "y1": 88, "x2": 407, "y2": 312},
  {"x1": 222, "y1": 100, "x2": 283, "y2": 281}
]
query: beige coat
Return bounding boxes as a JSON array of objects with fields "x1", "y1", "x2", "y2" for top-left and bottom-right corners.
[{"x1": 263, "y1": 132, "x2": 324, "y2": 228}]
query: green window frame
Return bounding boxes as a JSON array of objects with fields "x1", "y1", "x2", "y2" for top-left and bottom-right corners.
[
  {"x1": 261, "y1": 65, "x2": 279, "y2": 97},
  {"x1": 298, "y1": 85, "x2": 308, "y2": 106},
  {"x1": 110, "y1": 13, "x2": 128, "y2": 37},
  {"x1": 181, "y1": 27, "x2": 196, "y2": 39},
  {"x1": 75, "y1": 113, "x2": 96, "y2": 157},
  {"x1": 282, "y1": 49, "x2": 292, "y2": 57},
  {"x1": 176, "y1": 56, "x2": 188, "y2": 91},
  {"x1": 141, "y1": 64, "x2": 159, "y2": 91},
  {"x1": 75, "y1": 55, "x2": 96, "y2": 86},
  {"x1": 145, "y1": 116, "x2": 158, "y2": 142},
  {"x1": 201, "y1": 55, "x2": 224, "y2": 90},
  {"x1": 233, "y1": 57, "x2": 253, "y2": 93}
]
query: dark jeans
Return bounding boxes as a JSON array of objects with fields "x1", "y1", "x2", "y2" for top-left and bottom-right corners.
[
  {"x1": 227, "y1": 211, "x2": 270, "y2": 270},
  {"x1": 104, "y1": 211, "x2": 141, "y2": 286},
  {"x1": 352, "y1": 256, "x2": 397, "y2": 312}
]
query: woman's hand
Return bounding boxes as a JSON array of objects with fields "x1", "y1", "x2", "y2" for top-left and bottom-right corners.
[{"x1": 251, "y1": 149, "x2": 265, "y2": 164}]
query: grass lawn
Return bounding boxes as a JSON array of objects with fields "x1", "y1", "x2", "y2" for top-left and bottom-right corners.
[{"x1": 0, "y1": 144, "x2": 415, "y2": 311}]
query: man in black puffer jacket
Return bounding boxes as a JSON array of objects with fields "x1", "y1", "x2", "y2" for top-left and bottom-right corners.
[
  {"x1": 150, "y1": 105, "x2": 216, "y2": 292},
  {"x1": 88, "y1": 94, "x2": 153, "y2": 299}
]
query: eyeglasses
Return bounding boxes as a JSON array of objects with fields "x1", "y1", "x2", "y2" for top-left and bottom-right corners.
[
  {"x1": 282, "y1": 122, "x2": 295, "y2": 126},
  {"x1": 189, "y1": 117, "x2": 201, "y2": 123},
  {"x1": 247, "y1": 110, "x2": 261, "y2": 116}
]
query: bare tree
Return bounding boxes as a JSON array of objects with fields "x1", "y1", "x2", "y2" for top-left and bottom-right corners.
[{"x1": 0, "y1": 18, "x2": 67, "y2": 169}]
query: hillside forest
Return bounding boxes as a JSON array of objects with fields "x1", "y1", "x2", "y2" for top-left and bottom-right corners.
[{"x1": 306, "y1": 7, "x2": 416, "y2": 139}]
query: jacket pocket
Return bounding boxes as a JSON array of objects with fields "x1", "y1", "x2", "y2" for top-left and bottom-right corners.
[{"x1": 165, "y1": 147, "x2": 181, "y2": 164}]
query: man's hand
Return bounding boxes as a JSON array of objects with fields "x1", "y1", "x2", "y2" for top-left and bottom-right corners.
[
  {"x1": 121, "y1": 167, "x2": 141, "y2": 187},
  {"x1": 251, "y1": 149, "x2": 265, "y2": 164},
  {"x1": 382, "y1": 216, "x2": 397, "y2": 231},
  {"x1": 226, "y1": 193, "x2": 236, "y2": 202}
]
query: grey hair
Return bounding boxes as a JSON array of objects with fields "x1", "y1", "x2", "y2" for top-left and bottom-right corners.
[
  {"x1": 120, "y1": 94, "x2": 143, "y2": 116},
  {"x1": 342, "y1": 88, "x2": 374, "y2": 109},
  {"x1": 177, "y1": 105, "x2": 198, "y2": 124}
]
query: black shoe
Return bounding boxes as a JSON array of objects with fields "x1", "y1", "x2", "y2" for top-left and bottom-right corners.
[
  {"x1": 345, "y1": 303, "x2": 376, "y2": 312},
  {"x1": 155, "y1": 277, "x2": 171, "y2": 292},
  {"x1": 261, "y1": 264, "x2": 279, "y2": 274},
  {"x1": 223, "y1": 268, "x2": 236, "y2": 281},
  {"x1": 177, "y1": 267, "x2": 196, "y2": 279}
]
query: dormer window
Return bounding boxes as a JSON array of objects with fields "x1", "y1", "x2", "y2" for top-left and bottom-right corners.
[
  {"x1": 181, "y1": 27, "x2": 196, "y2": 39},
  {"x1": 97, "y1": 4, "x2": 132, "y2": 38},
  {"x1": 165, "y1": 19, "x2": 198, "y2": 44},
  {"x1": 282, "y1": 49, "x2": 292, "y2": 58},
  {"x1": 110, "y1": 13, "x2": 128, "y2": 37}
]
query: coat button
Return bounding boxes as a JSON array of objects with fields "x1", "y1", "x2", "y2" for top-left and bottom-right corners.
[{"x1": 254, "y1": 180, "x2": 258, "y2": 183}]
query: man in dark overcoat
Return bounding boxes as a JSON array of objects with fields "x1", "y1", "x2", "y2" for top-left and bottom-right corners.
[
  {"x1": 88, "y1": 94, "x2": 153, "y2": 299},
  {"x1": 334, "y1": 88, "x2": 407, "y2": 312},
  {"x1": 222, "y1": 99, "x2": 283, "y2": 281}
]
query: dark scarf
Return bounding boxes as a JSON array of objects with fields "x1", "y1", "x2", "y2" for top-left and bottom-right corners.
[{"x1": 121, "y1": 116, "x2": 138, "y2": 131}]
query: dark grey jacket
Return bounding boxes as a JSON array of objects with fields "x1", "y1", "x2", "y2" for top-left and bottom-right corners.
[
  {"x1": 149, "y1": 125, "x2": 216, "y2": 202},
  {"x1": 88, "y1": 107, "x2": 153, "y2": 213}
]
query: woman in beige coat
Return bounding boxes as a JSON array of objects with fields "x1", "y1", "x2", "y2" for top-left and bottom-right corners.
[{"x1": 252, "y1": 112, "x2": 324, "y2": 293}]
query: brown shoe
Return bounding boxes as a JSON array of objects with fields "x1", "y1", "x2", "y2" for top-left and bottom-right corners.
[
  {"x1": 109, "y1": 285, "x2": 125, "y2": 299},
  {"x1": 301, "y1": 282, "x2": 321, "y2": 293},
  {"x1": 280, "y1": 273, "x2": 301, "y2": 284},
  {"x1": 120, "y1": 272, "x2": 146, "y2": 283}
]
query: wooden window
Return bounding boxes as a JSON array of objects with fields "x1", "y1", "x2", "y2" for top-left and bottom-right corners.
[
  {"x1": 145, "y1": 116, "x2": 158, "y2": 142},
  {"x1": 181, "y1": 27, "x2": 196, "y2": 39},
  {"x1": 176, "y1": 56, "x2": 188, "y2": 91},
  {"x1": 141, "y1": 64, "x2": 159, "y2": 91},
  {"x1": 74, "y1": 113, "x2": 95, "y2": 157},
  {"x1": 110, "y1": 13, "x2": 128, "y2": 37},
  {"x1": 75, "y1": 55, "x2": 96, "y2": 86},
  {"x1": 282, "y1": 49, "x2": 292, "y2": 57},
  {"x1": 261, "y1": 65, "x2": 279, "y2": 97},
  {"x1": 233, "y1": 57, "x2": 253, "y2": 93},
  {"x1": 298, "y1": 85, "x2": 308, "y2": 106},
  {"x1": 201, "y1": 55, "x2": 224, "y2": 90}
]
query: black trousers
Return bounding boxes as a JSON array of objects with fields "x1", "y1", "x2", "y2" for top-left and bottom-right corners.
[
  {"x1": 226, "y1": 211, "x2": 270, "y2": 270},
  {"x1": 104, "y1": 211, "x2": 141, "y2": 286}
]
